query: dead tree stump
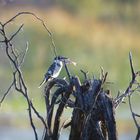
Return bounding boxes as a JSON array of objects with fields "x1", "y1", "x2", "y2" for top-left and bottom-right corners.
[{"x1": 43, "y1": 75, "x2": 117, "y2": 140}]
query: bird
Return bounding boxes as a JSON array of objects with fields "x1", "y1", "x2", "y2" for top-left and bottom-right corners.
[{"x1": 38, "y1": 56, "x2": 76, "y2": 88}]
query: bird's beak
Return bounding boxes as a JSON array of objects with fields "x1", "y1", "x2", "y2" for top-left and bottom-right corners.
[
  {"x1": 61, "y1": 58, "x2": 77, "y2": 66},
  {"x1": 58, "y1": 56, "x2": 77, "y2": 66},
  {"x1": 69, "y1": 60, "x2": 77, "y2": 66}
]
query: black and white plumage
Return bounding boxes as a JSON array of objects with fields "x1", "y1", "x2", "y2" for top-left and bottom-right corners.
[{"x1": 38, "y1": 56, "x2": 76, "y2": 88}]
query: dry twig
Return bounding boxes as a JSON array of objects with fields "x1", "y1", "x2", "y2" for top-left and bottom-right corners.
[{"x1": 0, "y1": 12, "x2": 56, "y2": 140}]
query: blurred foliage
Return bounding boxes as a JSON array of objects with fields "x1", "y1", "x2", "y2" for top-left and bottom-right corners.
[{"x1": 56, "y1": 0, "x2": 140, "y2": 23}]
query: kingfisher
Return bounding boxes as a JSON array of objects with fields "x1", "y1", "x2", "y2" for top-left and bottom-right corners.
[{"x1": 38, "y1": 56, "x2": 76, "y2": 88}]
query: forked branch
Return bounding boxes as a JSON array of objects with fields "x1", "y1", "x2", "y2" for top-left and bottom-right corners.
[{"x1": 0, "y1": 12, "x2": 56, "y2": 140}]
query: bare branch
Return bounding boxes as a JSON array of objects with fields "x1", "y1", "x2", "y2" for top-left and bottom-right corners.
[
  {"x1": 128, "y1": 95, "x2": 139, "y2": 128},
  {"x1": 129, "y1": 52, "x2": 135, "y2": 80},
  {"x1": 9, "y1": 24, "x2": 24, "y2": 42},
  {"x1": 0, "y1": 14, "x2": 39, "y2": 140},
  {"x1": 114, "y1": 52, "x2": 138, "y2": 108},
  {"x1": 134, "y1": 113, "x2": 140, "y2": 118},
  {"x1": 18, "y1": 42, "x2": 28, "y2": 67},
  {"x1": 0, "y1": 80, "x2": 14, "y2": 105},
  {"x1": 27, "y1": 105, "x2": 38, "y2": 140},
  {"x1": 0, "y1": 29, "x2": 4, "y2": 36},
  {"x1": 64, "y1": 63, "x2": 71, "y2": 81},
  {"x1": 29, "y1": 101, "x2": 51, "y2": 136},
  {"x1": 100, "y1": 66, "x2": 104, "y2": 80},
  {"x1": 80, "y1": 69, "x2": 89, "y2": 80},
  {"x1": 48, "y1": 88, "x2": 65, "y2": 128},
  {"x1": 128, "y1": 95, "x2": 140, "y2": 140},
  {"x1": 99, "y1": 67, "x2": 108, "y2": 85},
  {"x1": 3, "y1": 12, "x2": 57, "y2": 57},
  {"x1": 52, "y1": 83, "x2": 73, "y2": 140}
]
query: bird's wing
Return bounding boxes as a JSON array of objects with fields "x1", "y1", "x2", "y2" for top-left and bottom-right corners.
[
  {"x1": 47, "y1": 62, "x2": 57, "y2": 75},
  {"x1": 39, "y1": 62, "x2": 58, "y2": 88},
  {"x1": 53, "y1": 62, "x2": 63, "y2": 77}
]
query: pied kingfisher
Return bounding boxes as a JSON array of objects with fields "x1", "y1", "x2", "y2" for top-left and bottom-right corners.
[{"x1": 38, "y1": 56, "x2": 76, "y2": 88}]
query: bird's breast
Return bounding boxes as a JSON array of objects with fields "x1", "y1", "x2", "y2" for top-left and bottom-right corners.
[{"x1": 52, "y1": 62, "x2": 63, "y2": 78}]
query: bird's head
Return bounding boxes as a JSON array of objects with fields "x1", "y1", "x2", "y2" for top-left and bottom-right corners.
[
  {"x1": 54, "y1": 56, "x2": 76, "y2": 66},
  {"x1": 54, "y1": 56, "x2": 68, "y2": 61}
]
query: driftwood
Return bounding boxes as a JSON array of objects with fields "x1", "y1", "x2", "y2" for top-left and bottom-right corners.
[{"x1": 0, "y1": 12, "x2": 140, "y2": 140}]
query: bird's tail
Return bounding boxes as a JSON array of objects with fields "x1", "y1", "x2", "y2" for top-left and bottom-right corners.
[{"x1": 38, "y1": 77, "x2": 47, "y2": 88}]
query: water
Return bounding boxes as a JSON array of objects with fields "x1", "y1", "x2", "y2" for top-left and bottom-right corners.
[
  {"x1": 0, "y1": 126, "x2": 69, "y2": 140},
  {"x1": 0, "y1": 126, "x2": 135, "y2": 140},
  {"x1": 0, "y1": 127, "x2": 37, "y2": 140}
]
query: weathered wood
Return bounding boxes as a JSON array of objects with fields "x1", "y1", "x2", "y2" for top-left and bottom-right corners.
[
  {"x1": 99, "y1": 92, "x2": 117, "y2": 140},
  {"x1": 52, "y1": 84, "x2": 73, "y2": 140},
  {"x1": 42, "y1": 75, "x2": 118, "y2": 140},
  {"x1": 43, "y1": 79, "x2": 69, "y2": 140}
]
